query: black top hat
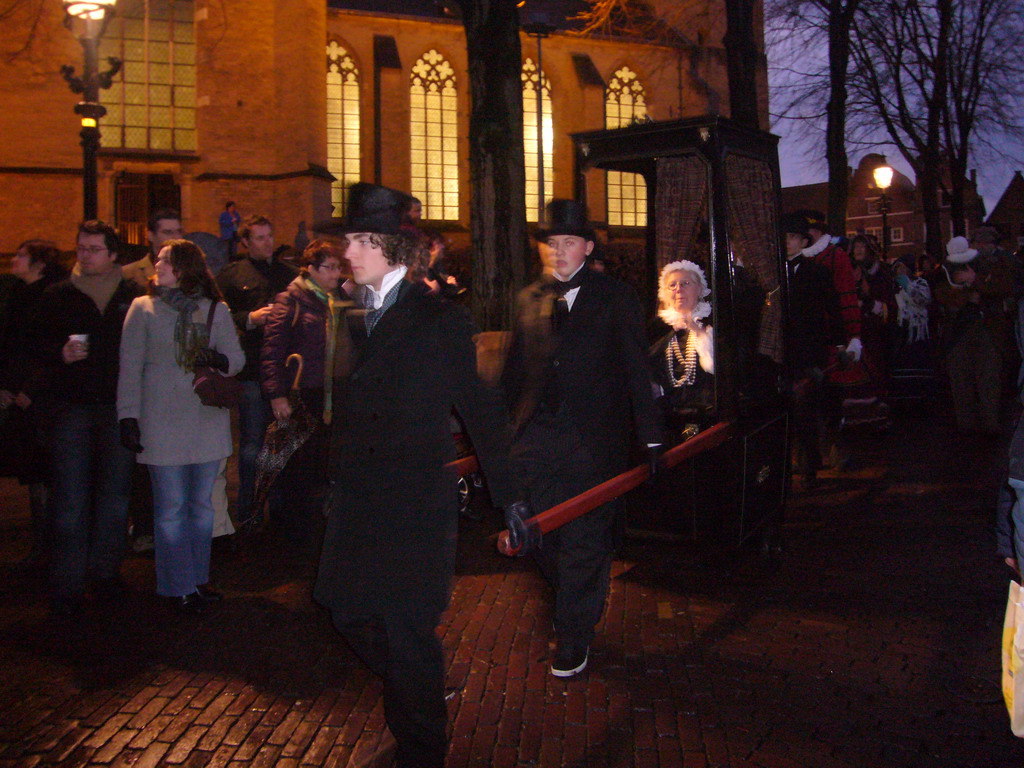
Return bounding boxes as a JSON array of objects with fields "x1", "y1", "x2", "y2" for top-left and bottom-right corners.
[
  {"x1": 534, "y1": 199, "x2": 596, "y2": 242},
  {"x1": 795, "y1": 209, "x2": 829, "y2": 234},
  {"x1": 779, "y1": 212, "x2": 812, "y2": 241},
  {"x1": 314, "y1": 183, "x2": 408, "y2": 237}
]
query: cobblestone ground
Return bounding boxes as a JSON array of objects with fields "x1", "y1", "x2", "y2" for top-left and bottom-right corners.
[{"x1": 0, "y1": 408, "x2": 1022, "y2": 768}]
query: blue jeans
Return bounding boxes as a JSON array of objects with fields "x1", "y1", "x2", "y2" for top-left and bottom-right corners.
[
  {"x1": 149, "y1": 461, "x2": 220, "y2": 596},
  {"x1": 50, "y1": 403, "x2": 135, "y2": 600},
  {"x1": 237, "y1": 379, "x2": 270, "y2": 522}
]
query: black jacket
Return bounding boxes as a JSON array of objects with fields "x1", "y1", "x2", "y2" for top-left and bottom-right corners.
[
  {"x1": 27, "y1": 278, "x2": 143, "y2": 405},
  {"x1": 216, "y1": 256, "x2": 298, "y2": 381},
  {"x1": 315, "y1": 280, "x2": 518, "y2": 623},
  {"x1": 0, "y1": 274, "x2": 65, "y2": 394},
  {"x1": 785, "y1": 255, "x2": 841, "y2": 371},
  {"x1": 502, "y1": 268, "x2": 664, "y2": 475}
]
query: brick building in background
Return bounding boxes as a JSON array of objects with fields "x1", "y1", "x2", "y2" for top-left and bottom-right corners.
[
  {"x1": 781, "y1": 153, "x2": 985, "y2": 262},
  {"x1": 986, "y1": 170, "x2": 1024, "y2": 249},
  {"x1": 0, "y1": 0, "x2": 768, "y2": 254}
]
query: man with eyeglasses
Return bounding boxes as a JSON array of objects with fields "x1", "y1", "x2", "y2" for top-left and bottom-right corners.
[{"x1": 28, "y1": 220, "x2": 144, "y2": 619}]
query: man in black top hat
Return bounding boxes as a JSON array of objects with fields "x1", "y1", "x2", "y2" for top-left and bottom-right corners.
[
  {"x1": 313, "y1": 183, "x2": 530, "y2": 768},
  {"x1": 502, "y1": 199, "x2": 664, "y2": 678}
]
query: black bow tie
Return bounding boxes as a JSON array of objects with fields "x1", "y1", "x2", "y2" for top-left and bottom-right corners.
[{"x1": 548, "y1": 268, "x2": 588, "y2": 296}]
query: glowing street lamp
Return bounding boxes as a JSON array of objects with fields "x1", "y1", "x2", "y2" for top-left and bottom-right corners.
[
  {"x1": 872, "y1": 162, "x2": 894, "y2": 260},
  {"x1": 61, "y1": 0, "x2": 121, "y2": 220}
]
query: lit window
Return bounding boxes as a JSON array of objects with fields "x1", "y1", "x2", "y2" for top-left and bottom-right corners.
[
  {"x1": 605, "y1": 66, "x2": 647, "y2": 227},
  {"x1": 327, "y1": 41, "x2": 361, "y2": 216},
  {"x1": 522, "y1": 58, "x2": 553, "y2": 223},
  {"x1": 866, "y1": 227, "x2": 882, "y2": 240},
  {"x1": 891, "y1": 226, "x2": 904, "y2": 243},
  {"x1": 410, "y1": 50, "x2": 459, "y2": 221},
  {"x1": 98, "y1": 0, "x2": 196, "y2": 151}
]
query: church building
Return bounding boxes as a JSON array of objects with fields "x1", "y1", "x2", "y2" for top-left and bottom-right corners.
[{"x1": 0, "y1": 0, "x2": 768, "y2": 253}]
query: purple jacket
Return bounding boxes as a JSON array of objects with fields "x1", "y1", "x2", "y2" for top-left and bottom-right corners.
[{"x1": 261, "y1": 278, "x2": 334, "y2": 399}]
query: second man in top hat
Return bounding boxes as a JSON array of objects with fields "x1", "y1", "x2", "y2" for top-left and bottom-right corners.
[{"x1": 502, "y1": 198, "x2": 664, "y2": 678}]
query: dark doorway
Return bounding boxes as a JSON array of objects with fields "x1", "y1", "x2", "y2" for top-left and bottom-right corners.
[{"x1": 115, "y1": 172, "x2": 181, "y2": 246}]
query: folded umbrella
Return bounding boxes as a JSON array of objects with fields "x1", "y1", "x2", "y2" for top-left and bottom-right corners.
[{"x1": 248, "y1": 354, "x2": 320, "y2": 524}]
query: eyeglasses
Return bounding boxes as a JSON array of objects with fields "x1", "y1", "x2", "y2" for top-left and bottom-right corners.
[{"x1": 76, "y1": 245, "x2": 109, "y2": 255}]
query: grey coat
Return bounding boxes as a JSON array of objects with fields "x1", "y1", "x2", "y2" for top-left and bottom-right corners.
[{"x1": 117, "y1": 295, "x2": 244, "y2": 466}]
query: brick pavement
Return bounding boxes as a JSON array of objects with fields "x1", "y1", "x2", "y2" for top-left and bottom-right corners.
[{"x1": 1, "y1": 409, "x2": 1023, "y2": 767}]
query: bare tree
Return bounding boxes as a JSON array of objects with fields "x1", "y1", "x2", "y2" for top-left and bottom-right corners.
[
  {"x1": 571, "y1": 0, "x2": 723, "y2": 118},
  {"x1": 943, "y1": 0, "x2": 1024, "y2": 234},
  {"x1": 454, "y1": 0, "x2": 530, "y2": 331},
  {"x1": 846, "y1": 0, "x2": 952, "y2": 258},
  {"x1": 766, "y1": 0, "x2": 863, "y2": 232}
]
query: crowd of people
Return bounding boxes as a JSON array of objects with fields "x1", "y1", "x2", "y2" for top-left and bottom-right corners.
[
  {"x1": 3, "y1": 187, "x2": 1024, "y2": 768},
  {"x1": 779, "y1": 210, "x2": 1023, "y2": 489}
]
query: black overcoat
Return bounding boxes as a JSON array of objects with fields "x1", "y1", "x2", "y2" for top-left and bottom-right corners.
[
  {"x1": 314, "y1": 280, "x2": 517, "y2": 623},
  {"x1": 786, "y1": 256, "x2": 841, "y2": 371},
  {"x1": 501, "y1": 269, "x2": 664, "y2": 477}
]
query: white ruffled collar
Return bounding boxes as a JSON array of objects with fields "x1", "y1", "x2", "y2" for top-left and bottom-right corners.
[{"x1": 802, "y1": 234, "x2": 831, "y2": 258}]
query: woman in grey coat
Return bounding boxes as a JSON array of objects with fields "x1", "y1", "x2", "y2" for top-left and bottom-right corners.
[{"x1": 117, "y1": 240, "x2": 244, "y2": 613}]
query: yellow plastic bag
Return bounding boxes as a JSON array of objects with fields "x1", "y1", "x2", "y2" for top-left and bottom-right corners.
[{"x1": 1001, "y1": 580, "x2": 1024, "y2": 736}]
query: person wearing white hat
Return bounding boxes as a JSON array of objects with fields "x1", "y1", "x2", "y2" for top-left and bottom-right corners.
[
  {"x1": 934, "y1": 235, "x2": 1006, "y2": 434},
  {"x1": 649, "y1": 260, "x2": 715, "y2": 438}
]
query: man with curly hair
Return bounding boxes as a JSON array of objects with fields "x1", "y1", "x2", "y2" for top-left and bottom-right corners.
[{"x1": 313, "y1": 183, "x2": 529, "y2": 768}]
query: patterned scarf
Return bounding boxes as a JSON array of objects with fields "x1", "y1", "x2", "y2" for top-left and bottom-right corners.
[
  {"x1": 159, "y1": 287, "x2": 207, "y2": 372},
  {"x1": 364, "y1": 280, "x2": 402, "y2": 335},
  {"x1": 299, "y1": 275, "x2": 342, "y2": 425}
]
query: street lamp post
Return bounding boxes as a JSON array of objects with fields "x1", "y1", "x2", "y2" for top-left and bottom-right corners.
[
  {"x1": 872, "y1": 162, "x2": 894, "y2": 261},
  {"x1": 61, "y1": 0, "x2": 121, "y2": 221},
  {"x1": 522, "y1": 19, "x2": 555, "y2": 222}
]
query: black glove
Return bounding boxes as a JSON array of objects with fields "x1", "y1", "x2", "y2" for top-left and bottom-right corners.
[
  {"x1": 504, "y1": 500, "x2": 540, "y2": 555},
  {"x1": 119, "y1": 418, "x2": 143, "y2": 454},
  {"x1": 194, "y1": 348, "x2": 229, "y2": 373}
]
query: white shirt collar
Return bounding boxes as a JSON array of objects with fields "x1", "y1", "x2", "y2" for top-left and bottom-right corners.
[
  {"x1": 553, "y1": 262, "x2": 587, "y2": 283},
  {"x1": 364, "y1": 265, "x2": 408, "y2": 309},
  {"x1": 553, "y1": 262, "x2": 586, "y2": 311}
]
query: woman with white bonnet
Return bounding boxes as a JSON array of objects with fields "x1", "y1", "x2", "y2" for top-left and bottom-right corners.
[{"x1": 649, "y1": 260, "x2": 715, "y2": 439}]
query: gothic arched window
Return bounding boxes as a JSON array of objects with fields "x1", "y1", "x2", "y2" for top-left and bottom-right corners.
[
  {"x1": 327, "y1": 41, "x2": 361, "y2": 216},
  {"x1": 605, "y1": 66, "x2": 648, "y2": 227},
  {"x1": 522, "y1": 58, "x2": 553, "y2": 223},
  {"x1": 410, "y1": 50, "x2": 459, "y2": 221}
]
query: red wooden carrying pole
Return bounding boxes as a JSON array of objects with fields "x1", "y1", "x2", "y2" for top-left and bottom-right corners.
[
  {"x1": 445, "y1": 454, "x2": 480, "y2": 478},
  {"x1": 441, "y1": 422, "x2": 734, "y2": 555},
  {"x1": 495, "y1": 421, "x2": 733, "y2": 555}
]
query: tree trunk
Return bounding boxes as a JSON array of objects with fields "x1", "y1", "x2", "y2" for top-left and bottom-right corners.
[
  {"x1": 921, "y1": 0, "x2": 952, "y2": 258},
  {"x1": 826, "y1": 0, "x2": 855, "y2": 234},
  {"x1": 948, "y1": 166, "x2": 966, "y2": 236},
  {"x1": 457, "y1": 0, "x2": 529, "y2": 331},
  {"x1": 723, "y1": 0, "x2": 760, "y2": 129}
]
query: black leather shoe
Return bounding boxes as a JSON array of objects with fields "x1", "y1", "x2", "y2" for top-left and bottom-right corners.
[
  {"x1": 168, "y1": 593, "x2": 206, "y2": 614},
  {"x1": 550, "y1": 642, "x2": 589, "y2": 678},
  {"x1": 195, "y1": 585, "x2": 223, "y2": 603}
]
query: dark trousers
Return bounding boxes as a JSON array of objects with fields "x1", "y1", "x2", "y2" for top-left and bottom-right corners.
[
  {"x1": 791, "y1": 375, "x2": 823, "y2": 478},
  {"x1": 49, "y1": 402, "x2": 135, "y2": 600},
  {"x1": 237, "y1": 379, "x2": 271, "y2": 521},
  {"x1": 333, "y1": 610, "x2": 447, "y2": 768},
  {"x1": 511, "y1": 411, "x2": 616, "y2": 648}
]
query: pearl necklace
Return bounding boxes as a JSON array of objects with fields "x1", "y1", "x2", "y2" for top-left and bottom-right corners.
[{"x1": 665, "y1": 330, "x2": 698, "y2": 387}]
